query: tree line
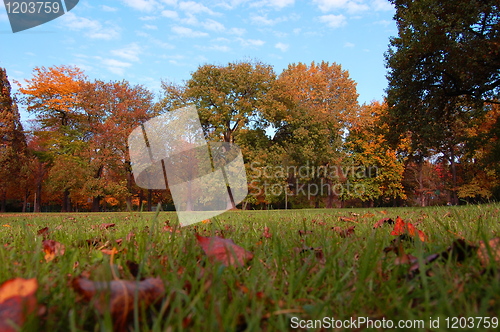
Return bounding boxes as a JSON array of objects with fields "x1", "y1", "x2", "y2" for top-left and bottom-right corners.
[{"x1": 0, "y1": 62, "x2": 497, "y2": 212}]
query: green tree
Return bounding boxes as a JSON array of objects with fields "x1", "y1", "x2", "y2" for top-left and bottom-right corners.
[{"x1": 385, "y1": 0, "x2": 499, "y2": 203}]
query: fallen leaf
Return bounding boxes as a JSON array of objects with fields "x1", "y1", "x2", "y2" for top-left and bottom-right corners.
[
  {"x1": 72, "y1": 277, "x2": 164, "y2": 331},
  {"x1": 101, "y1": 247, "x2": 119, "y2": 256},
  {"x1": 394, "y1": 253, "x2": 418, "y2": 265},
  {"x1": 339, "y1": 216, "x2": 357, "y2": 223},
  {"x1": 262, "y1": 227, "x2": 272, "y2": 239},
  {"x1": 100, "y1": 223, "x2": 116, "y2": 230},
  {"x1": 0, "y1": 278, "x2": 38, "y2": 332},
  {"x1": 373, "y1": 217, "x2": 394, "y2": 229},
  {"x1": 332, "y1": 226, "x2": 355, "y2": 238},
  {"x1": 298, "y1": 230, "x2": 313, "y2": 236},
  {"x1": 36, "y1": 227, "x2": 49, "y2": 238},
  {"x1": 42, "y1": 240, "x2": 65, "y2": 262},
  {"x1": 195, "y1": 234, "x2": 253, "y2": 267},
  {"x1": 477, "y1": 238, "x2": 500, "y2": 267},
  {"x1": 390, "y1": 216, "x2": 427, "y2": 242}
]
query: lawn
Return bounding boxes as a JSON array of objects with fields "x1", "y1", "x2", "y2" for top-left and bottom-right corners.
[{"x1": 1, "y1": 204, "x2": 499, "y2": 331}]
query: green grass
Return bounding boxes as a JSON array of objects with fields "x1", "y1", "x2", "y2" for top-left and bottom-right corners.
[{"x1": 1, "y1": 204, "x2": 500, "y2": 331}]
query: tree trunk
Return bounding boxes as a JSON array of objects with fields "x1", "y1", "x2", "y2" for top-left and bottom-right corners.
[
  {"x1": 147, "y1": 189, "x2": 152, "y2": 211},
  {"x1": 92, "y1": 196, "x2": 101, "y2": 212},
  {"x1": 62, "y1": 189, "x2": 71, "y2": 212},
  {"x1": 0, "y1": 190, "x2": 6, "y2": 213},
  {"x1": 35, "y1": 183, "x2": 42, "y2": 212},
  {"x1": 418, "y1": 158, "x2": 426, "y2": 207},
  {"x1": 449, "y1": 148, "x2": 458, "y2": 205}
]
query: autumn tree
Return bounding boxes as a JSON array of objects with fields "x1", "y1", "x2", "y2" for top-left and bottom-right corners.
[
  {"x1": 159, "y1": 61, "x2": 277, "y2": 209},
  {"x1": 271, "y1": 61, "x2": 359, "y2": 207},
  {"x1": 81, "y1": 80, "x2": 154, "y2": 211},
  {"x1": 344, "y1": 101, "x2": 407, "y2": 206},
  {"x1": 0, "y1": 68, "x2": 28, "y2": 211},
  {"x1": 19, "y1": 65, "x2": 87, "y2": 211}
]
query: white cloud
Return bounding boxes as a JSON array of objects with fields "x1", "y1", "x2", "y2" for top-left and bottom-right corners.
[
  {"x1": 251, "y1": 15, "x2": 278, "y2": 26},
  {"x1": 120, "y1": 0, "x2": 161, "y2": 12},
  {"x1": 111, "y1": 43, "x2": 142, "y2": 62},
  {"x1": 319, "y1": 14, "x2": 346, "y2": 28},
  {"x1": 275, "y1": 42, "x2": 289, "y2": 52},
  {"x1": 250, "y1": 0, "x2": 294, "y2": 9},
  {"x1": 314, "y1": 0, "x2": 369, "y2": 13},
  {"x1": 228, "y1": 27, "x2": 246, "y2": 35},
  {"x1": 344, "y1": 42, "x2": 355, "y2": 48},
  {"x1": 101, "y1": 5, "x2": 118, "y2": 12},
  {"x1": 202, "y1": 19, "x2": 225, "y2": 32},
  {"x1": 140, "y1": 16, "x2": 157, "y2": 20},
  {"x1": 238, "y1": 38, "x2": 265, "y2": 47},
  {"x1": 0, "y1": 12, "x2": 8, "y2": 22},
  {"x1": 372, "y1": 0, "x2": 394, "y2": 11},
  {"x1": 197, "y1": 44, "x2": 231, "y2": 52},
  {"x1": 61, "y1": 12, "x2": 101, "y2": 31},
  {"x1": 101, "y1": 58, "x2": 132, "y2": 76},
  {"x1": 60, "y1": 13, "x2": 120, "y2": 40},
  {"x1": 144, "y1": 24, "x2": 158, "y2": 29},
  {"x1": 178, "y1": 1, "x2": 217, "y2": 15},
  {"x1": 87, "y1": 29, "x2": 121, "y2": 40},
  {"x1": 216, "y1": 0, "x2": 250, "y2": 10},
  {"x1": 161, "y1": 10, "x2": 179, "y2": 19},
  {"x1": 171, "y1": 26, "x2": 208, "y2": 37}
]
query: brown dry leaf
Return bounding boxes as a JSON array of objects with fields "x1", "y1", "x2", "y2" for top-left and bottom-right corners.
[
  {"x1": 477, "y1": 238, "x2": 500, "y2": 267},
  {"x1": 42, "y1": 240, "x2": 65, "y2": 262},
  {"x1": 339, "y1": 216, "x2": 357, "y2": 223},
  {"x1": 332, "y1": 226, "x2": 355, "y2": 238},
  {"x1": 100, "y1": 223, "x2": 116, "y2": 230},
  {"x1": 101, "y1": 247, "x2": 119, "y2": 256},
  {"x1": 373, "y1": 217, "x2": 394, "y2": 229},
  {"x1": 72, "y1": 277, "x2": 164, "y2": 331},
  {"x1": 361, "y1": 212, "x2": 375, "y2": 218},
  {"x1": 394, "y1": 253, "x2": 418, "y2": 265},
  {"x1": 195, "y1": 234, "x2": 253, "y2": 267},
  {"x1": 298, "y1": 230, "x2": 313, "y2": 236},
  {"x1": 0, "y1": 278, "x2": 38, "y2": 332},
  {"x1": 36, "y1": 227, "x2": 49, "y2": 238}
]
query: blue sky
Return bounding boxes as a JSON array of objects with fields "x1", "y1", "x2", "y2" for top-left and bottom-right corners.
[{"x1": 1, "y1": 0, "x2": 396, "y2": 121}]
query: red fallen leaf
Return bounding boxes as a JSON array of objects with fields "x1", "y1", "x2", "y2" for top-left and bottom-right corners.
[
  {"x1": 373, "y1": 217, "x2": 394, "y2": 229},
  {"x1": 390, "y1": 216, "x2": 427, "y2": 242},
  {"x1": 72, "y1": 277, "x2": 164, "y2": 331},
  {"x1": 126, "y1": 232, "x2": 135, "y2": 241},
  {"x1": 195, "y1": 234, "x2": 253, "y2": 267},
  {"x1": 262, "y1": 227, "x2": 272, "y2": 239},
  {"x1": 298, "y1": 230, "x2": 313, "y2": 236},
  {"x1": 42, "y1": 240, "x2": 65, "y2": 262},
  {"x1": 0, "y1": 278, "x2": 38, "y2": 332}
]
